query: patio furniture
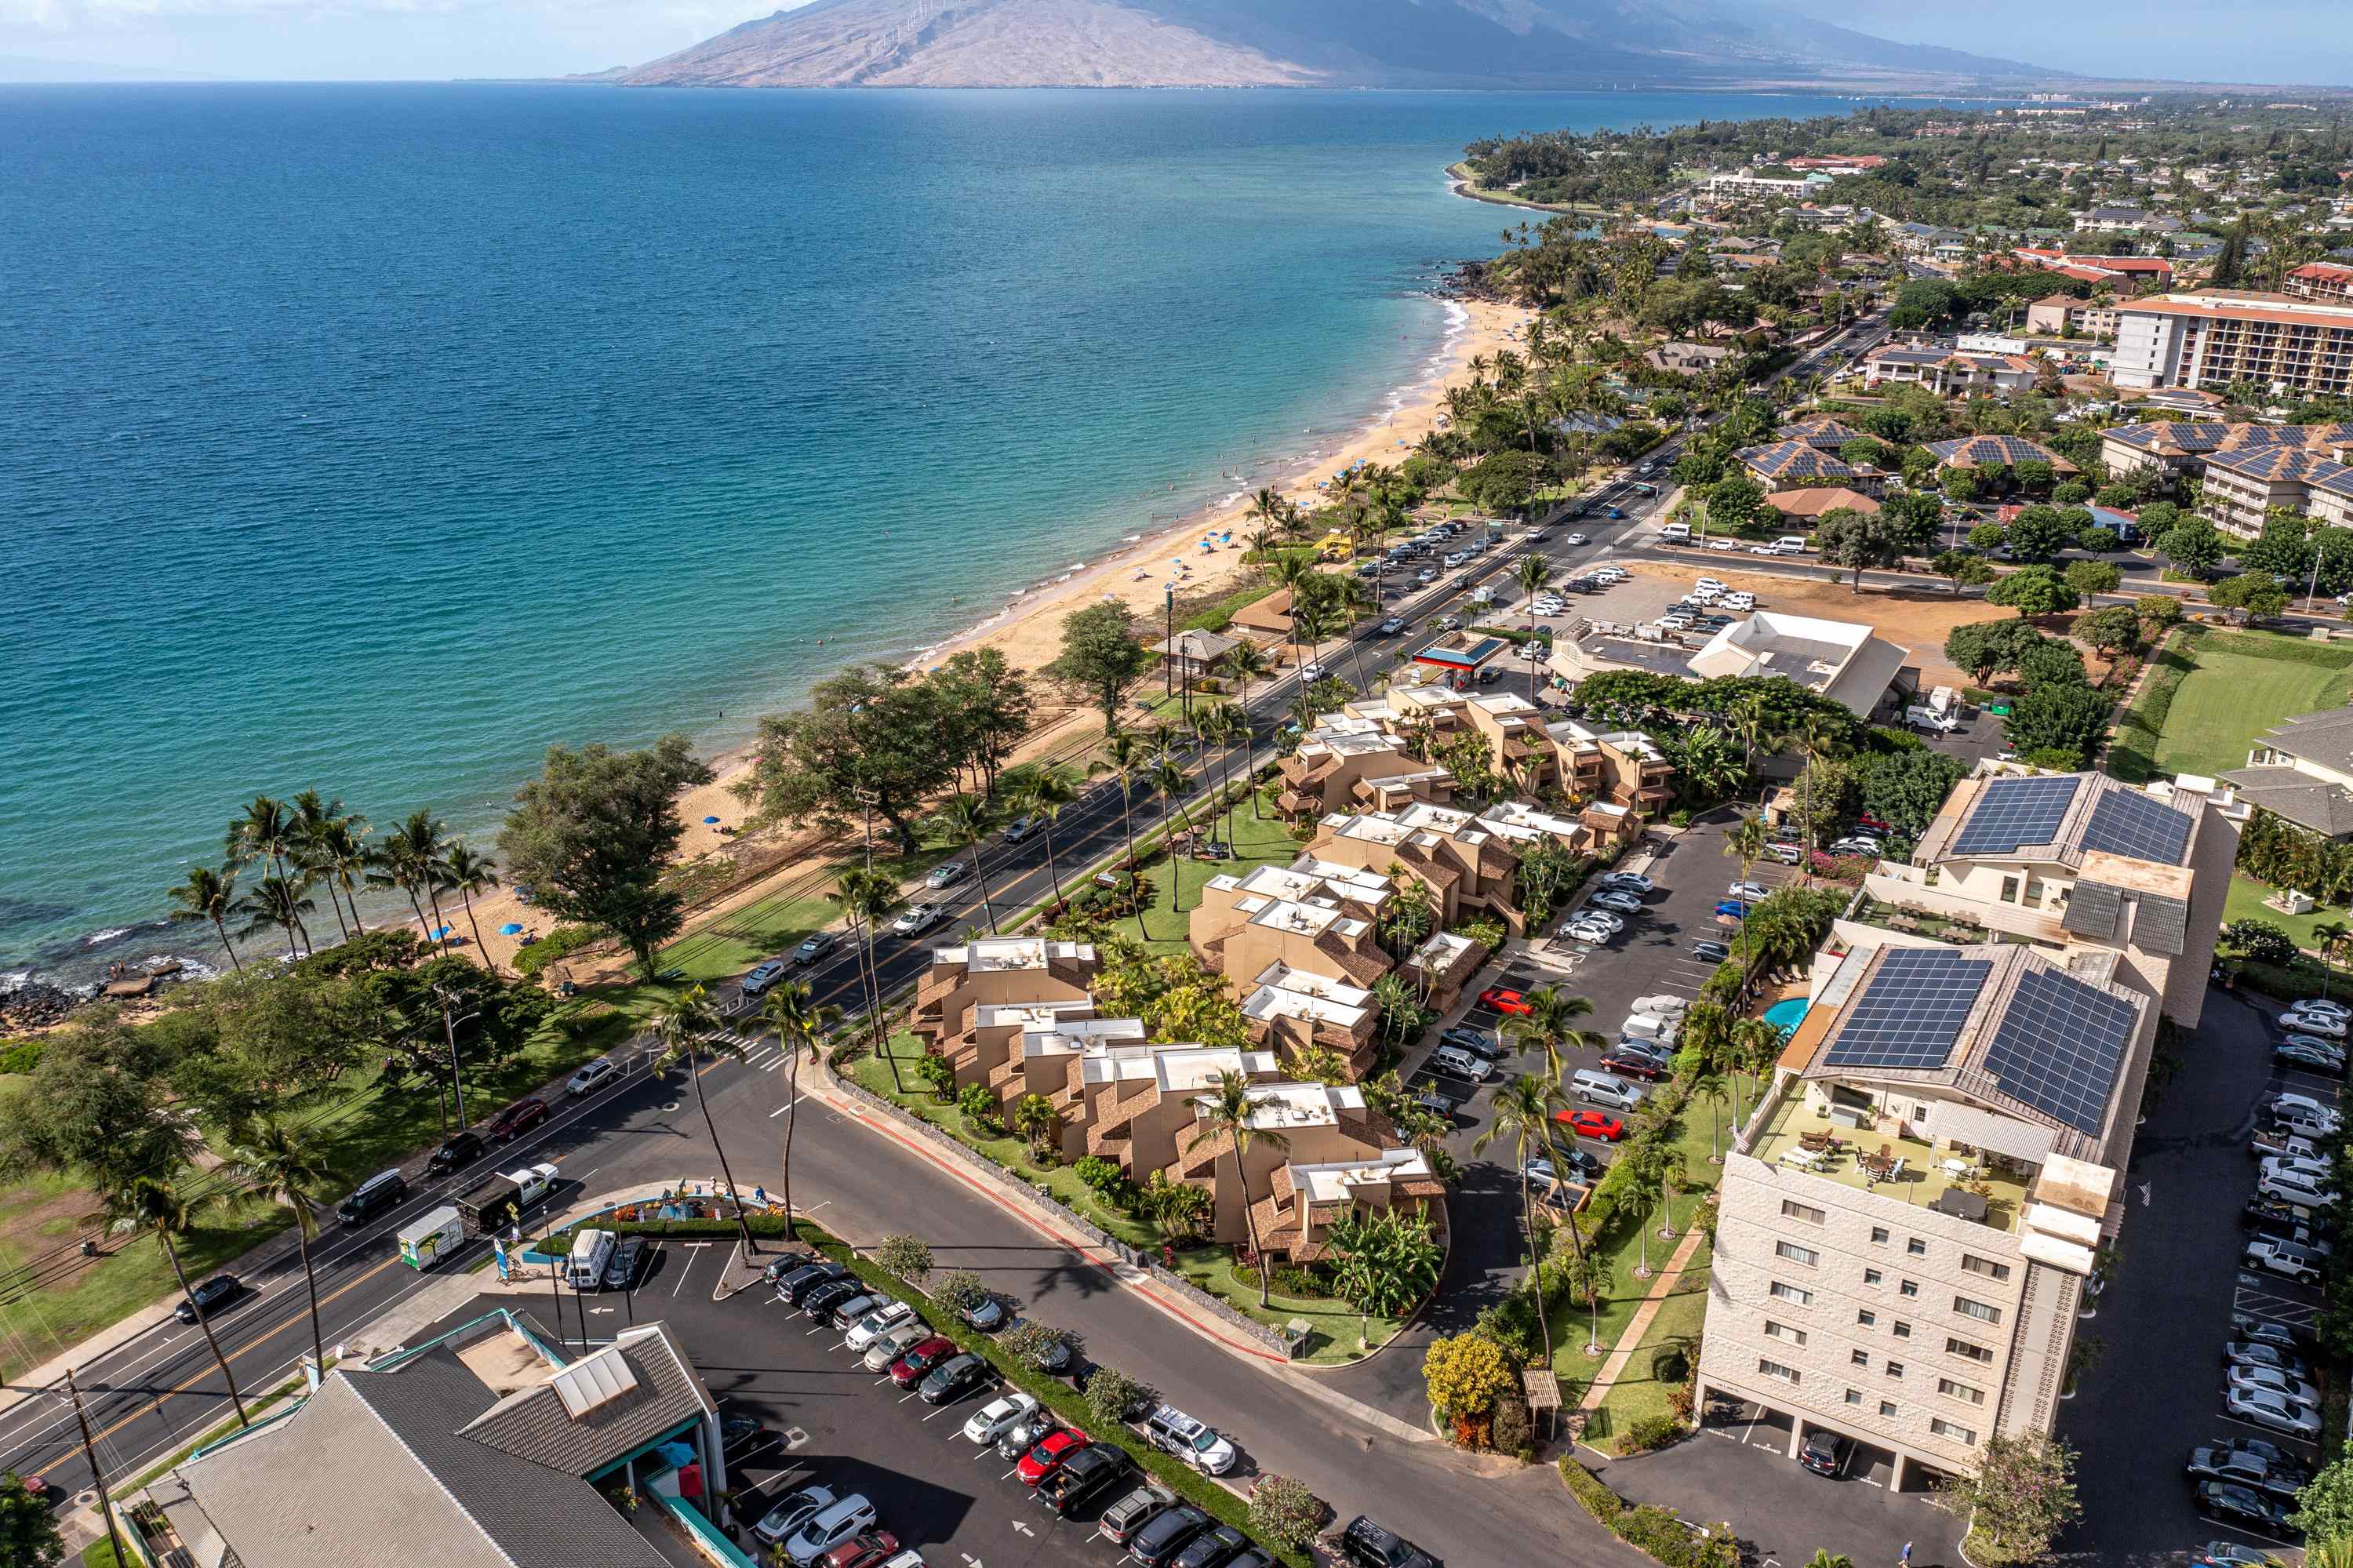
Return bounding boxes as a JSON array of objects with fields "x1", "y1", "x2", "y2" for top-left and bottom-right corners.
[
  {"x1": 1940, "y1": 1157, "x2": 1974, "y2": 1180},
  {"x1": 1779, "y1": 1147, "x2": 1824, "y2": 1170},
  {"x1": 1930, "y1": 1188, "x2": 1989, "y2": 1222},
  {"x1": 1799, "y1": 1130, "x2": 1835, "y2": 1152}
]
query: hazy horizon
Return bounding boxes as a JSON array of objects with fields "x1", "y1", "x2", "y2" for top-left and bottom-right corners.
[{"x1": 2, "y1": 0, "x2": 2348, "y2": 90}]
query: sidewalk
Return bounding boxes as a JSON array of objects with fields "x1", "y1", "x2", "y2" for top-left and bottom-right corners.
[{"x1": 1574, "y1": 1224, "x2": 1708, "y2": 1440}]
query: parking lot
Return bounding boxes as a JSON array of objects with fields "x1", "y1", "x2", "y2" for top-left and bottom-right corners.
[
  {"x1": 2057, "y1": 985, "x2": 2342, "y2": 1563},
  {"x1": 1504, "y1": 558, "x2": 1778, "y2": 647}
]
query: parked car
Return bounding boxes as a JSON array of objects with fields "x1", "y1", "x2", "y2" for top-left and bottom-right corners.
[
  {"x1": 1765, "y1": 844, "x2": 1803, "y2": 865},
  {"x1": 961, "y1": 1294, "x2": 1011, "y2": 1332},
  {"x1": 1712, "y1": 899, "x2": 1749, "y2": 919},
  {"x1": 1569, "y1": 908, "x2": 1626, "y2": 933},
  {"x1": 1726, "y1": 881, "x2": 1769, "y2": 901},
  {"x1": 752, "y1": 1486, "x2": 839, "y2": 1548},
  {"x1": 1560, "y1": 919, "x2": 1617, "y2": 944},
  {"x1": 2282, "y1": 1010, "x2": 2348, "y2": 1038},
  {"x1": 482, "y1": 1097, "x2": 547, "y2": 1144},
  {"x1": 1336, "y1": 1515, "x2": 1442, "y2": 1568},
  {"x1": 2195, "y1": 1479, "x2": 2297, "y2": 1537},
  {"x1": 1799, "y1": 1430, "x2": 1847, "y2": 1478},
  {"x1": 427, "y1": 1130, "x2": 485, "y2": 1173},
  {"x1": 603, "y1": 1235, "x2": 647, "y2": 1291},
  {"x1": 1438, "y1": 1024, "x2": 1505, "y2": 1060},
  {"x1": 1477, "y1": 987, "x2": 1533, "y2": 1015},
  {"x1": 741, "y1": 959, "x2": 790, "y2": 998},
  {"x1": 1430, "y1": 1046, "x2": 1493, "y2": 1082},
  {"x1": 1599, "y1": 872, "x2": 1653, "y2": 894},
  {"x1": 864, "y1": 1320, "x2": 934, "y2": 1372},
  {"x1": 1600, "y1": 1052, "x2": 1667, "y2": 1081},
  {"x1": 1524, "y1": 1150, "x2": 1603, "y2": 1188},
  {"x1": 776, "y1": 1261, "x2": 849, "y2": 1304},
  {"x1": 816, "y1": 1532, "x2": 902, "y2": 1568},
  {"x1": 1100, "y1": 1486, "x2": 1177, "y2": 1547},
  {"x1": 1171, "y1": 1526, "x2": 1252, "y2": 1568},
  {"x1": 926, "y1": 860, "x2": 971, "y2": 891},
  {"x1": 2275, "y1": 1041, "x2": 2345, "y2": 1076},
  {"x1": 2244, "y1": 1239, "x2": 2326, "y2": 1286},
  {"x1": 846, "y1": 1299, "x2": 916, "y2": 1352},
  {"x1": 889, "y1": 1335, "x2": 958, "y2": 1387},
  {"x1": 794, "y1": 930, "x2": 839, "y2": 965},
  {"x1": 1693, "y1": 940, "x2": 1733, "y2": 962},
  {"x1": 1556, "y1": 1109, "x2": 1627, "y2": 1142},
  {"x1": 566, "y1": 1057, "x2": 619, "y2": 1097},
  {"x1": 2292, "y1": 998, "x2": 2351, "y2": 1020},
  {"x1": 918, "y1": 1352, "x2": 991, "y2": 1404},
  {"x1": 718, "y1": 1410, "x2": 769, "y2": 1461},
  {"x1": 949, "y1": 1388, "x2": 1032, "y2": 1446},
  {"x1": 1127, "y1": 1504, "x2": 1213, "y2": 1568},
  {"x1": 1038, "y1": 1443, "x2": 1135, "y2": 1518},
  {"x1": 175, "y1": 1275, "x2": 242, "y2": 1325},
  {"x1": 1590, "y1": 890, "x2": 1645, "y2": 914},
  {"x1": 2195, "y1": 1544, "x2": 2285, "y2": 1568},
  {"x1": 784, "y1": 1495, "x2": 879, "y2": 1566},
  {"x1": 2225, "y1": 1385, "x2": 2322, "y2": 1440},
  {"x1": 2229, "y1": 1364, "x2": 2323, "y2": 1407},
  {"x1": 2189, "y1": 1441, "x2": 2308, "y2": 1499},
  {"x1": 1142, "y1": 1404, "x2": 1235, "y2": 1474},
  {"x1": 1016, "y1": 1427, "x2": 1089, "y2": 1486}
]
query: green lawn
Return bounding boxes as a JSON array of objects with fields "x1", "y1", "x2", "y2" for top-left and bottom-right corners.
[
  {"x1": 1122, "y1": 799, "x2": 1305, "y2": 956},
  {"x1": 1168, "y1": 1246, "x2": 1403, "y2": 1366},
  {"x1": 2152, "y1": 631, "x2": 2353, "y2": 779},
  {"x1": 1593, "y1": 1255, "x2": 1710, "y2": 1437},
  {"x1": 2223, "y1": 872, "x2": 2351, "y2": 953}
]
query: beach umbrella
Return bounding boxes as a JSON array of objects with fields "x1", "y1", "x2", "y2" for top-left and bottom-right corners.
[
  {"x1": 499, "y1": 922, "x2": 525, "y2": 936},
  {"x1": 432, "y1": 925, "x2": 453, "y2": 940},
  {"x1": 703, "y1": 815, "x2": 721, "y2": 824}
]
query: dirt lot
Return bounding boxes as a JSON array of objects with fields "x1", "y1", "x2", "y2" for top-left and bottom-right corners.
[{"x1": 1619, "y1": 558, "x2": 2024, "y2": 688}]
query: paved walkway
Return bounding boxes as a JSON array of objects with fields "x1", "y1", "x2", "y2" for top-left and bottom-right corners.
[{"x1": 1576, "y1": 1224, "x2": 1708, "y2": 1418}]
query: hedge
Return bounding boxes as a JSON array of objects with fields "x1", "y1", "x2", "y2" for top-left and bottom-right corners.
[
  {"x1": 514, "y1": 924, "x2": 602, "y2": 976},
  {"x1": 2104, "y1": 629, "x2": 2194, "y2": 785},
  {"x1": 805, "y1": 1225, "x2": 1311, "y2": 1568},
  {"x1": 0, "y1": 1037, "x2": 43, "y2": 1076},
  {"x1": 1558, "y1": 1459, "x2": 1741, "y2": 1568}
]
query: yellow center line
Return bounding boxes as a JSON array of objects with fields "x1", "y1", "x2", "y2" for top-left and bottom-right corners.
[{"x1": 35, "y1": 1250, "x2": 411, "y2": 1479}]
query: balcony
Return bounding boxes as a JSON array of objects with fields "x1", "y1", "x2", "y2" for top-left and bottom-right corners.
[{"x1": 1747, "y1": 1090, "x2": 2031, "y2": 1234}]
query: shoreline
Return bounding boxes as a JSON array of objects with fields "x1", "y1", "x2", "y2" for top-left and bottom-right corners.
[{"x1": 8, "y1": 285, "x2": 1530, "y2": 998}]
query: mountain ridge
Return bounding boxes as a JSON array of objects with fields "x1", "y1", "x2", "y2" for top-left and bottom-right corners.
[{"x1": 608, "y1": 0, "x2": 2054, "y2": 89}]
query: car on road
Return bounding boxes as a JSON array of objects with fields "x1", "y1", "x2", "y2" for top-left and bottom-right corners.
[
  {"x1": 1379, "y1": 617, "x2": 1409, "y2": 635},
  {"x1": 890, "y1": 903, "x2": 947, "y2": 938},
  {"x1": 1726, "y1": 881, "x2": 1769, "y2": 901},
  {"x1": 1477, "y1": 987, "x2": 1533, "y2": 1015},
  {"x1": 888, "y1": 1335, "x2": 957, "y2": 1387},
  {"x1": 1129, "y1": 1505, "x2": 1215, "y2": 1568},
  {"x1": 863, "y1": 1320, "x2": 933, "y2": 1372},
  {"x1": 845, "y1": 1299, "x2": 916, "y2": 1351},
  {"x1": 602, "y1": 1235, "x2": 647, "y2": 1291},
  {"x1": 175, "y1": 1275, "x2": 242, "y2": 1324},
  {"x1": 1556, "y1": 1109, "x2": 1627, "y2": 1141},
  {"x1": 794, "y1": 930, "x2": 839, "y2": 965},
  {"x1": 427, "y1": 1130, "x2": 484, "y2": 1173},
  {"x1": 2244, "y1": 1239, "x2": 2326, "y2": 1286},
  {"x1": 918, "y1": 1352, "x2": 991, "y2": 1404},
  {"x1": 1563, "y1": 533, "x2": 1588, "y2": 546},
  {"x1": 962, "y1": 1392, "x2": 1041, "y2": 1446},
  {"x1": 1016, "y1": 1427, "x2": 1089, "y2": 1486},
  {"x1": 2225, "y1": 1384, "x2": 2322, "y2": 1439},
  {"x1": 1038, "y1": 1443, "x2": 1136, "y2": 1518},
  {"x1": 751, "y1": 1486, "x2": 840, "y2": 1548},
  {"x1": 1002, "y1": 814, "x2": 1041, "y2": 845},
  {"x1": 926, "y1": 860, "x2": 971, "y2": 891},
  {"x1": 1438, "y1": 1025, "x2": 1507, "y2": 1061},
  {"x1": 1798, "y1": 1430, "x2": 1847, "y2": 1478},
  {"x1": 2194, "y1": 1480, "x2": 2297, "y2": 1537},
  {"x1": 783, "y1": 1495, "x2": 879, "y2": 1567},
  {"x1": 1336, "y1": 1514, "x2": 1442, "y2": 1568},
  {"x1": 566, "y1": 1057, "x2": 618, "y2": 1096},
  {"x1": 482, "y1": 1097, "x2": 547, "y2": 1144},
  {"x1": 1430, "y1": 1046, "x2": 1493, "y2": 1082},
  {"x1": 1693, "y1": 940, "x2": 1733, "y2": 962},
  {"x1": 1143, "y1": 1404, "x2": 1236, "y2": 1473},
  {"x1": 741, "y1": 959, "x2": 791, "y2": 999},
  {"x1": 1300, "y1": 662, "x2": 1329, "y2": 682}
]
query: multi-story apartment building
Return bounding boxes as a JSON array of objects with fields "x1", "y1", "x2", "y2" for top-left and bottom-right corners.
[
  {"x1": 1705, "y1": 169, "x2": 1835, "y2": 202},
  {"x1": 1686, "y1": 611, "x2": 1915, "y2": 722},
  {"x1": 1864, "y1": 767, "x2": 2236, "y2": 1028},
  {"x1": 2096, "y1": 419, "x2": 2353, "y2": 529},
  {"x1": 2286, "y1": 260, "x2": 2353, "y2": 304},
  {"x1": 1862, "y1": 348, "x2": 2043, "y2": 397},
  {"x1": 2219, "y1": 705, "x2": 2353, "y2": 839},
  {"x1": 2112, "y1": 290, "x2": 2353, "y2": 398},
  {"x1": 1252, "y1": 1147, "x2": 1446, "y2": 1264},
  {"x1": 2022, "y1": 293, "x2": 2120, "y2": 339},
  {"x1": 908, "y1": 937, "x2": 1101, "y2": 1081},
  {"x1": 1169, "y1": 1079, "x2": 1413, "y2": 1253},
  {"x1": 1918, "y1": 434, "x2": 2078, "y2": 482},
  {"x1": 2199, "y1": 443, "x2": 2352, "y2": 535},
  {"x1": 1702, "y1": 938, "x2": 2153, "y2": 1490},
  {"x1": 1065, "y1": 1042, "x2": 1282, "y2": 1173},
  {"x1": 1190, "y1": 858, "x2": 1400, "y2": 1074},
  {"x1": 1307, "y1": 804, "x2": 1524, "y2": 935},
  {"x1": 1274, "y1": 719, "x2": 1456, "y2": 819},
  {"x1": 1477, "y1": 795, "x2": 1638, "y2": 856}
]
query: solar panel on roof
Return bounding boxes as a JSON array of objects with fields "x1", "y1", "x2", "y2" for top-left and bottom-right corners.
[
  {"x1": 1950, "y1": 775, "x2": 2082, "y2": 856},
  {"x1": 1821, "y1": 949, "x2": 1991, "y2": 1072},
  {"x1": 2078, "y1": 787, "x2": 2193, "y2": 864},
  {"x1": 1983, "y1": 967, "x2": 2139, "y2": 1136}
]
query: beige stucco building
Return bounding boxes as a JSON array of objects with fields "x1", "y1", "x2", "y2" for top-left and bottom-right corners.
[{"x1": 908, "y1": 937, "x2": 1100, "y2": 1083}]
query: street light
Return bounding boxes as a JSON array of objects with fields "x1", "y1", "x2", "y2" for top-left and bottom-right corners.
[{"x1": 435, "y1": 987, "x2": 482, "y2": 1131}]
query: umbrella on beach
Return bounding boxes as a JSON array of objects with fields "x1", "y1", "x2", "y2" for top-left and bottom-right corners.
[
  {"x1": 704, "y1": 815, "x2": 721, "y2": 824},
  {"x1": 500, "y1": 922, "x2": 525, "y2": 936},
  {"x1": 432, "y1": 925, "x2": 453, "y2": 940}
]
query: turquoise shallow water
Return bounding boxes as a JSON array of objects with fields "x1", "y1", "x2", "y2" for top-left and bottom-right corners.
[{"x1": 0, "y1": 83, "x2": 1864, "y2": 977}]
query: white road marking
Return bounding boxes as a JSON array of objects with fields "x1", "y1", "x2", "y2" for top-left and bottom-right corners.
[{"x1": 770, "y1": 1098, "x2": 803, "y2": 1119}]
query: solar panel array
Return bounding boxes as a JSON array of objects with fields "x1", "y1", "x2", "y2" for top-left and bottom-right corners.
[
  {"x1": 1949, "y1": 774, "x2": 2082, "y2": 856},
  {"x1": 1983, "y1": 967, "x2": 2139, "y2": 1135},
  {"x1": 2079, "y1": 788, "x2": 2194, "y2": 864},
  {"x1": 1957, "y1": 435, "x2": 2064, "y2": 466},
  {"x1": 1821, "y1": 949, "x2": 1992, "y2": 1072}
]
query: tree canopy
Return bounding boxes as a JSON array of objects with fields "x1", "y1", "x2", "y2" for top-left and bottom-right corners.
[{"x1": 1046, "y1": 602, "x2": 1155, "y2": 734}]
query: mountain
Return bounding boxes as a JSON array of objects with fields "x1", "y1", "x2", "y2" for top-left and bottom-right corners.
[{"x1": 609, "y1": 0, "x2": 2050, "y2": 89}]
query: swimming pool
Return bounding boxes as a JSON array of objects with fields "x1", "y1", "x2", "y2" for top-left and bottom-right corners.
[{"x1": 1762, "y1": 997, "x2": 1811, "y2": 1039}]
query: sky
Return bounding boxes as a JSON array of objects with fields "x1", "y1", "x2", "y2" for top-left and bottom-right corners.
[{"x1": 0, "y1": 0, "x2": 2348, "y2": 86}]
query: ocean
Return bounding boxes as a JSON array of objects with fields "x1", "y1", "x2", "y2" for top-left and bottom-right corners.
[{"x1": 1, "y1": 82, "x2": 1867, "y2": 983}]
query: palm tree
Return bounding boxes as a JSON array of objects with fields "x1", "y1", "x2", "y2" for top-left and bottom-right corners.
[
  {"x1": 1013, "y1": 765, "x2": 1081, "y2": 906},
  {"x1": 929, "y1": 793, "x2": 1002, "y2": 936},
  {"x1": 224, "y1": 1118, "x2": 333, "y2": 1381},
  {"x1": 1689, "y1": 1063, "x2": 1733, "y2": 1162},
  {"x1": 759, "y1": 980, "x2": 842, "y2": 1237},
  {"x1": 289, "y1": 791, "x2": 353, "y2": 943},
  {"x1": 1512, "y1": 554, "x2": 1556, "y2": 701},
  {"x1": 652, "y1": 985, "x2": 758, "y2": 1252},
  {"x1": 1194, "y1": 705, "x2": 1245, "y2": 849},
  {"x1": 1264, "y1": 554, "x2": 1318, "y2": 671},
  {"x1": 1652, "y1": 1145, "x2": 1689, "y2": 1241},
  {"x1": 1724, "y1": 811, "x2": 1768, "y2": 967},
  {"x1": 1729, "y1": 1016, "x2": 1781, "y2": 1135},
  {"x1": 1559, "y1": 1222, "x2": 1608, "y2": 1357},
  {"x1": 166, "y1": 864, "x2": 243, "y2": 973},
  {"x1": 373, "y1": 809, "x2": 455, "y2": 945},
  {"x1": 1505, "y1": 987, "x2": 1608, "y2": 1082},
  {"x1": 85, "y1": 1176, "x2": 249, "y2": 1428},
  {"x1": 224, "y1": 795, "x2": 298, "y2": 893},
  {"x1": 1013, "y1": 1093, "x2": 1060, "y2": 1160},
  {"x1": 1226, "y1": 642, "x2": 1274, "y2": 819},
  {"x1": 1794, "y1": 715, "x2": 1849, "y2": 885},
  {"x1": 310, "y1": 816, "x2": 373, "y2": 937},
  {"x1": 1151, "y1": 752, "x2": 1195, "y2": 915},
  {"x1": 1089, "y1": 732, "x2": 1149, "y2": 894},
  {"x1": 828, "y1": 867, "x2": 903, "y2": 1087},
  {"x1": 1473, "y1": 1073, "x2": 1568, "y2": 1368},
  {"x1": 2315, "y1": 919, "x2": 2352, "y2": 1002},
  {"x1": 442, "y1": 843, "x2": 501, "y2": 963},
  {"x1": 235, "y1": 872, "x2": 318, "y2": 959},
  {"x1": 1186, "y1": 1070, "x2": 1289, "y2": 1307},
  {"x1": 1332, "y1": 575, "x2": 1378, "y2": 693}
]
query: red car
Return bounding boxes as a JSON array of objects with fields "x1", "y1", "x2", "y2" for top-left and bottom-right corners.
[
  {"x1": 1016, "y1": 1427, "x2": 1089, "y2": 1486},
  {"x1": 889, "y1": 1335, "x2": 958, "y2": 1388},
  {"x1": 1599, "y1": 1053, "x2": 1667, "y2": 1082},
  {"x1": 1478, "y1": 987, "x2": 1533, "y2": 1016},
  {"x1": 817, "y1": 1530, "x2": 901, "y2": 1568},
  {"x1": 1556, "y1": 1108, "x2": 1627, "y2": 1141},
  {"x1": 1857, "y1": 813, "x2": 1893, "y2": 832},
  {"x1": 482, "y1": 1097, "x2": 547, "y2": 1143}
]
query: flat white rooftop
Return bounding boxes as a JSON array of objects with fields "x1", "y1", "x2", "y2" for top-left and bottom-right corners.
[
  {"x1": 935, "y1": 937, "x2": 1093, "y2": 973},
  {"x1": 1289, "y1": 1148, "x2": 1435, "y2": 1204}
]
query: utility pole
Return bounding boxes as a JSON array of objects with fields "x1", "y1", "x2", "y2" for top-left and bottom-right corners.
[
  {"x1": 436, "y1": 989, "x2": 480, "y2": 1131},
  {"x1": 69, "y1": 1366, "x2": 126, "y2": 1568},
  {"x1": 1164, "y1": 584, "x2": 1176, "y2": 701}
]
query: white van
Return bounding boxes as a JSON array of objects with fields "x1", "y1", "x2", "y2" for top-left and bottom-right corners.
[
  {"x1": 1660, "y1": 522, "x2": 1691, "y2": 542},
  {"x1": 398, "y1": 1206, "x2": 464, "y2": 1271},
  {"x1": 1621, "y1": 1013, "x2": 1679, "y2": 1045},
  {"x1": 1571, "y1": 1070, "x2": 1646, "y2": 1111},
  {"x1": 567, "y1": 1228, "x2": 616, "y2": 1290},
  {"x1": 1773, "y1": 536, "x2": 1810, "y2": 555}
]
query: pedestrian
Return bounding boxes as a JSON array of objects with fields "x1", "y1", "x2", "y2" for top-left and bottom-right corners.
[
  {"x1": 755, "y1": 1184, "x2": 767, "y2": 1206},
  {"x1": 1900, "y1": 1543, "x2": 1912, "y2": 1567}
]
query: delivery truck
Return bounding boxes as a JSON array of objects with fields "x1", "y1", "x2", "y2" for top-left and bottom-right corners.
[
  {"x1": 398, "y1": 1206, "x2": 464, "y2": 1271},
  {"x1": 453, "y1": 1162, "x2": 559, "y2": 1235}
]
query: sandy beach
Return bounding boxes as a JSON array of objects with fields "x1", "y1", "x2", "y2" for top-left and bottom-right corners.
[{"x1": 443, "y1": 293, "x2": 1532, "y2": 977}]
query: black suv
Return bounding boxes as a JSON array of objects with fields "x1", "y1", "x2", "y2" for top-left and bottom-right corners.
[
  {"x1": 1129, "y1": 1504, "x2": 1213, "y2": 1567},
  {"x1": 1337, "y1": 1515, "x2": 1441, "y2": 1568},
  {"x1": 1170, "y1": 1524, "x2": 1250, "y2": 1568},
  {"x1": 426, "y1": 1130, "x2": 484, "y2": 1174},
  {"x1": 1038, "y1": 1444, "x2": 1133, "y2": 1519},
  {"x1": 1799, "y1": 1430, "x2": 1847, "y2": 1478}
]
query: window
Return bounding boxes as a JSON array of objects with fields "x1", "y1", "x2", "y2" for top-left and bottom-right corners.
[
  {"x1": 1961, "y1": 1253, "x2": 2012, "y2": 1282},
  {"x1": 2001, "y1": 875, "x2": 2020, "y2": 904},
  {"x1": 1900, "y1": 1280, "x2": 1920, "y2": 1299},
  {"x1": 1893, "y1": 1321, "x2": 1912, "y2": 1340},
  {"x1": 1886, "y1": 1362, "x2": 1905, "y2": 1380},
  {"x1": 1851, "y1": 1348, "x2": 1870, "y2": 1368},
  {"x1": 1955, "y1": 1296, "x2": 2002, "y2": 1325},
  {"x1": 1931, "y1": 1417, "x2": 1978, "y2": 1444},
  {"x1": 1864, "y1": 1268, "x2": 1884, "y2": 1286},
  {"x1": 1880, "y1": 1400, "x2": 1900, "y2": 1417},
  {"x1": 1782, "y1": 1199, "x2": 1826, "y2": 1225},
  {"x1": 1939, "y1": 1377, "x2": 1986, "y2": 1406},
  {"x1": 1766, "y1": 1320, "x2": 1809, "y2": 1348},
  {"x1": 1906, "y1": 1236, "x2": 1928, "y2": 1257},
  {"x1": 1947, "y1": 1337, "x2": 1994, "y2": 1363},
  {"x1": 1771, "y1": 1281, "x2": 1814, "y2": 1306},
  {"x1": 1844, "y1": 1388, "x2": 1863, "y2": 1406},
  {"x1": 1777, "y1": 1241, "x2": 1820, "y2": 1267},
  {"x1": 1759, "y1": 1359, "x2": 1800, "y2": 1385},
  {"x1": 1857, "y1": 1309, "x2": 1878, "y2": 1328},
  {"x1": 1870, "y1": 1226, "x2": 1890, "y2": 1245}
]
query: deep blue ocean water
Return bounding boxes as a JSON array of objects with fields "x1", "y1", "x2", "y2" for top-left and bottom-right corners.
[{"x1": 1, "y1": 83, "x2": 1866, "y2": 977}]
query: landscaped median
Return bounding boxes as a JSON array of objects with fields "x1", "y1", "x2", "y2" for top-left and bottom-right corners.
[{"x1": 1558, "y1": 1457, "x2": 1742, "y2": 1568}]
